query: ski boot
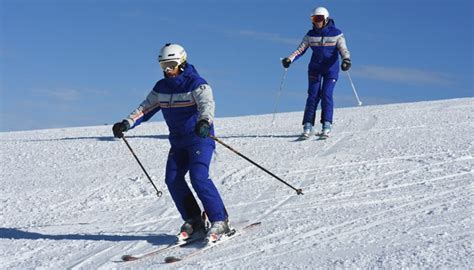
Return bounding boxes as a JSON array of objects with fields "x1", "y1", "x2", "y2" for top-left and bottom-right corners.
[
  {"x1": 299, "y1": 122, "x2": 313, "y2": 140},
  {"x1": 178, "y1": 214, "x2": 208, "y2": 242},
  {"x1": 206, "y1": 219, "x2": 233, "y2": 243},
  {"x1": 320, "y1": 121, "x2": 332, "y2": 139}
]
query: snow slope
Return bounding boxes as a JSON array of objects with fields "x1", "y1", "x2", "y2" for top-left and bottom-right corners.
[{"x1": 1, "y1": 98, "x2": 473, "y2": 269}]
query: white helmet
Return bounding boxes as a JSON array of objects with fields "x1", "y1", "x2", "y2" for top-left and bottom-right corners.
[
  {"x1": 311, "y1": 7, "x2": 329, "y2": 21},
  {"x1": 158, "y1": 43, "x2": 187, "y2": 67}
]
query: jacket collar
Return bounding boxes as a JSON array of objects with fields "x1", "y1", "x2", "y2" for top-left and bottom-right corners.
[
  {"x1": 164, "y1": 63, "x2": 197, "y2": 88},
  {"x1": 312, "y1": 18, "x2": 335, "y2": 34}
]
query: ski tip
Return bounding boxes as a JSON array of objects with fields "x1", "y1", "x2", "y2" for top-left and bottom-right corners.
[
  {"x1": 294, "y1": 136, "x2": 309, "y2": 142},
  {"x1": 122, "y1": 255, "x2": 138, "y2": 261},
  {"x1": 164, "y1": 256, "x2": 182, "y2": 264}
]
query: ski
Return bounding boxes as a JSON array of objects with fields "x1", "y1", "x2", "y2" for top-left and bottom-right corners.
[
  {"x1": 298, "y1": 135, "x2": 310, "y2": 141},
  {"x1": 317, "y1": 134, "x2": 329, "y2": 140},
  {"x1": 295, "y1": 133, "x2": 311, "y2": 141},
  {"x1": 314, "y1": 132, "x2": 329, "y2": 140},
  {"x1": 164, "y1": 221, "x2": 262, "y2": 264},
  {"x1": 121, "y1": 232, "x2": 205, "y2": 262}
]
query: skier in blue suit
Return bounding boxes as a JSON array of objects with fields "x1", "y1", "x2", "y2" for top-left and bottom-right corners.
[
  {"x1": 282, "y1": 7, "x2": 351, "y2": 138},
  {"x1": 112, "y1": 43, "x2": 230, "y2": 243}
]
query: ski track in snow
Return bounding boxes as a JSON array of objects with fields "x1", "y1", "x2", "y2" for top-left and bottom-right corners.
[{"x1": 1, "y1": 98, "x2": 473, "y2": 269}]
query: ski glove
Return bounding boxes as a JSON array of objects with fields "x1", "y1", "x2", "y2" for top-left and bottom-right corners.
[
  {"x1": 281, "y1": 58, "x2": 291, "y2": 69},
  {"x1": 195, "y1": 119, "x2": 211, "y2": 138},
  {"x1": 341, "y1": 58, "x2": 351, "y2": 71},
  {"x1": 112, "y1": 120, "x2": 130, "y2": 138}
]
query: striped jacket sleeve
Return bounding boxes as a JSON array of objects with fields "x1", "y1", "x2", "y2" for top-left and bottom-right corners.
[
  {"x1": 336, "y1": 34, "x2": 350, "y2": 60},
  {"x1": 191, "y1": 84, "x2": 215, "y2": 124},
  {"x1": 124, "y1": 90, "x2": 161, "y2": 129},
  {"x1": 288, "y1": 35, "x2": 310, "y2": 62}
]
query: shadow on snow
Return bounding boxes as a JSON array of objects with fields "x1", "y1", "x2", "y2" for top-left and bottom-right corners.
[
  {"x1": 15, "y1": 135, "x2": 169, "y2": 142},
  {"x1": 0, "y1": 228, "x2": 176, "y2": 246},
  {"x1": 217, "y1": 134, "x2": 300, "y2": 139}
]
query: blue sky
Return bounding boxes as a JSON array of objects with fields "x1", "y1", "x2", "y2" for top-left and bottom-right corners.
[{"x1": 1, "y1": 0, "x2": 473, "y2": 132}]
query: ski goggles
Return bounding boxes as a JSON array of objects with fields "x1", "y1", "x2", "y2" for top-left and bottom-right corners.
[
  {"x1": 159, "y1": 61, "x2": 179, "y2": 72},
  {"x1": 311, "y1": 15, "x2": 325, "y2": 23}
]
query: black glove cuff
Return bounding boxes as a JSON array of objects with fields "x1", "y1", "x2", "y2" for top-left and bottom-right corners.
[
  {"x1": 199, "y1": 119, "x2": 210, "y2": 125},
  {"x1": 121, "y1": 120, "x2": 130, "y2": 131}
]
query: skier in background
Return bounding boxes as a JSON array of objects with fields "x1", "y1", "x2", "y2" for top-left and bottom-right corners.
[
  {"x1": 112, "y1": 43, "x2": 230, "y2": 243},
  {"x1": 282, "y1": 7, "x2": 351, "y2": 139}
]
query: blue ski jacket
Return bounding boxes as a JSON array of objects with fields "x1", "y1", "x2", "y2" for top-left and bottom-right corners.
[
  {"x1": 288, "y1": 19, "x2": 350, "y2": 78},
  {"x1": 124, "y1": 63, "x2": 215, "y2": 147}
]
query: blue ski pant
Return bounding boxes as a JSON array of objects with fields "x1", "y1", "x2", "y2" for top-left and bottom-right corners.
[
  {"x1": 165, "y1": 143, "x2": 227, "y2": 223},
  {"x1": 302, "y1": 70, "x2": 337, "y2": 125}
]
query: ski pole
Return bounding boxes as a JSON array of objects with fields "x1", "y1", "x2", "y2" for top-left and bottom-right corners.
[
  {"x1": 121, "y1": 136, "x2": 163, "y2": 197},
  {"x1": 272, "y1": 67, "x2": 288, "y2": 125},
  {"x1": 210, "y1": 135, "x2": 303, "y2": 195},
  {"x1": 345, "y1": 70, "x2": 362, "y2": 106}
]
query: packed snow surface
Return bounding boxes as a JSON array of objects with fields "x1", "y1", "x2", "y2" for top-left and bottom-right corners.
[{"x1": 1, "y1": 98, "x2": 473, "y2": 269}]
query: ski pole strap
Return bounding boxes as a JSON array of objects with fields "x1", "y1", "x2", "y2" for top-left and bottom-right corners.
[
  {"x1": 121, "y1": 136, "x2": 163, "y2": 197},
  {"x1": 210, "y1": 135, "x2": 303, "y2": 195}
]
